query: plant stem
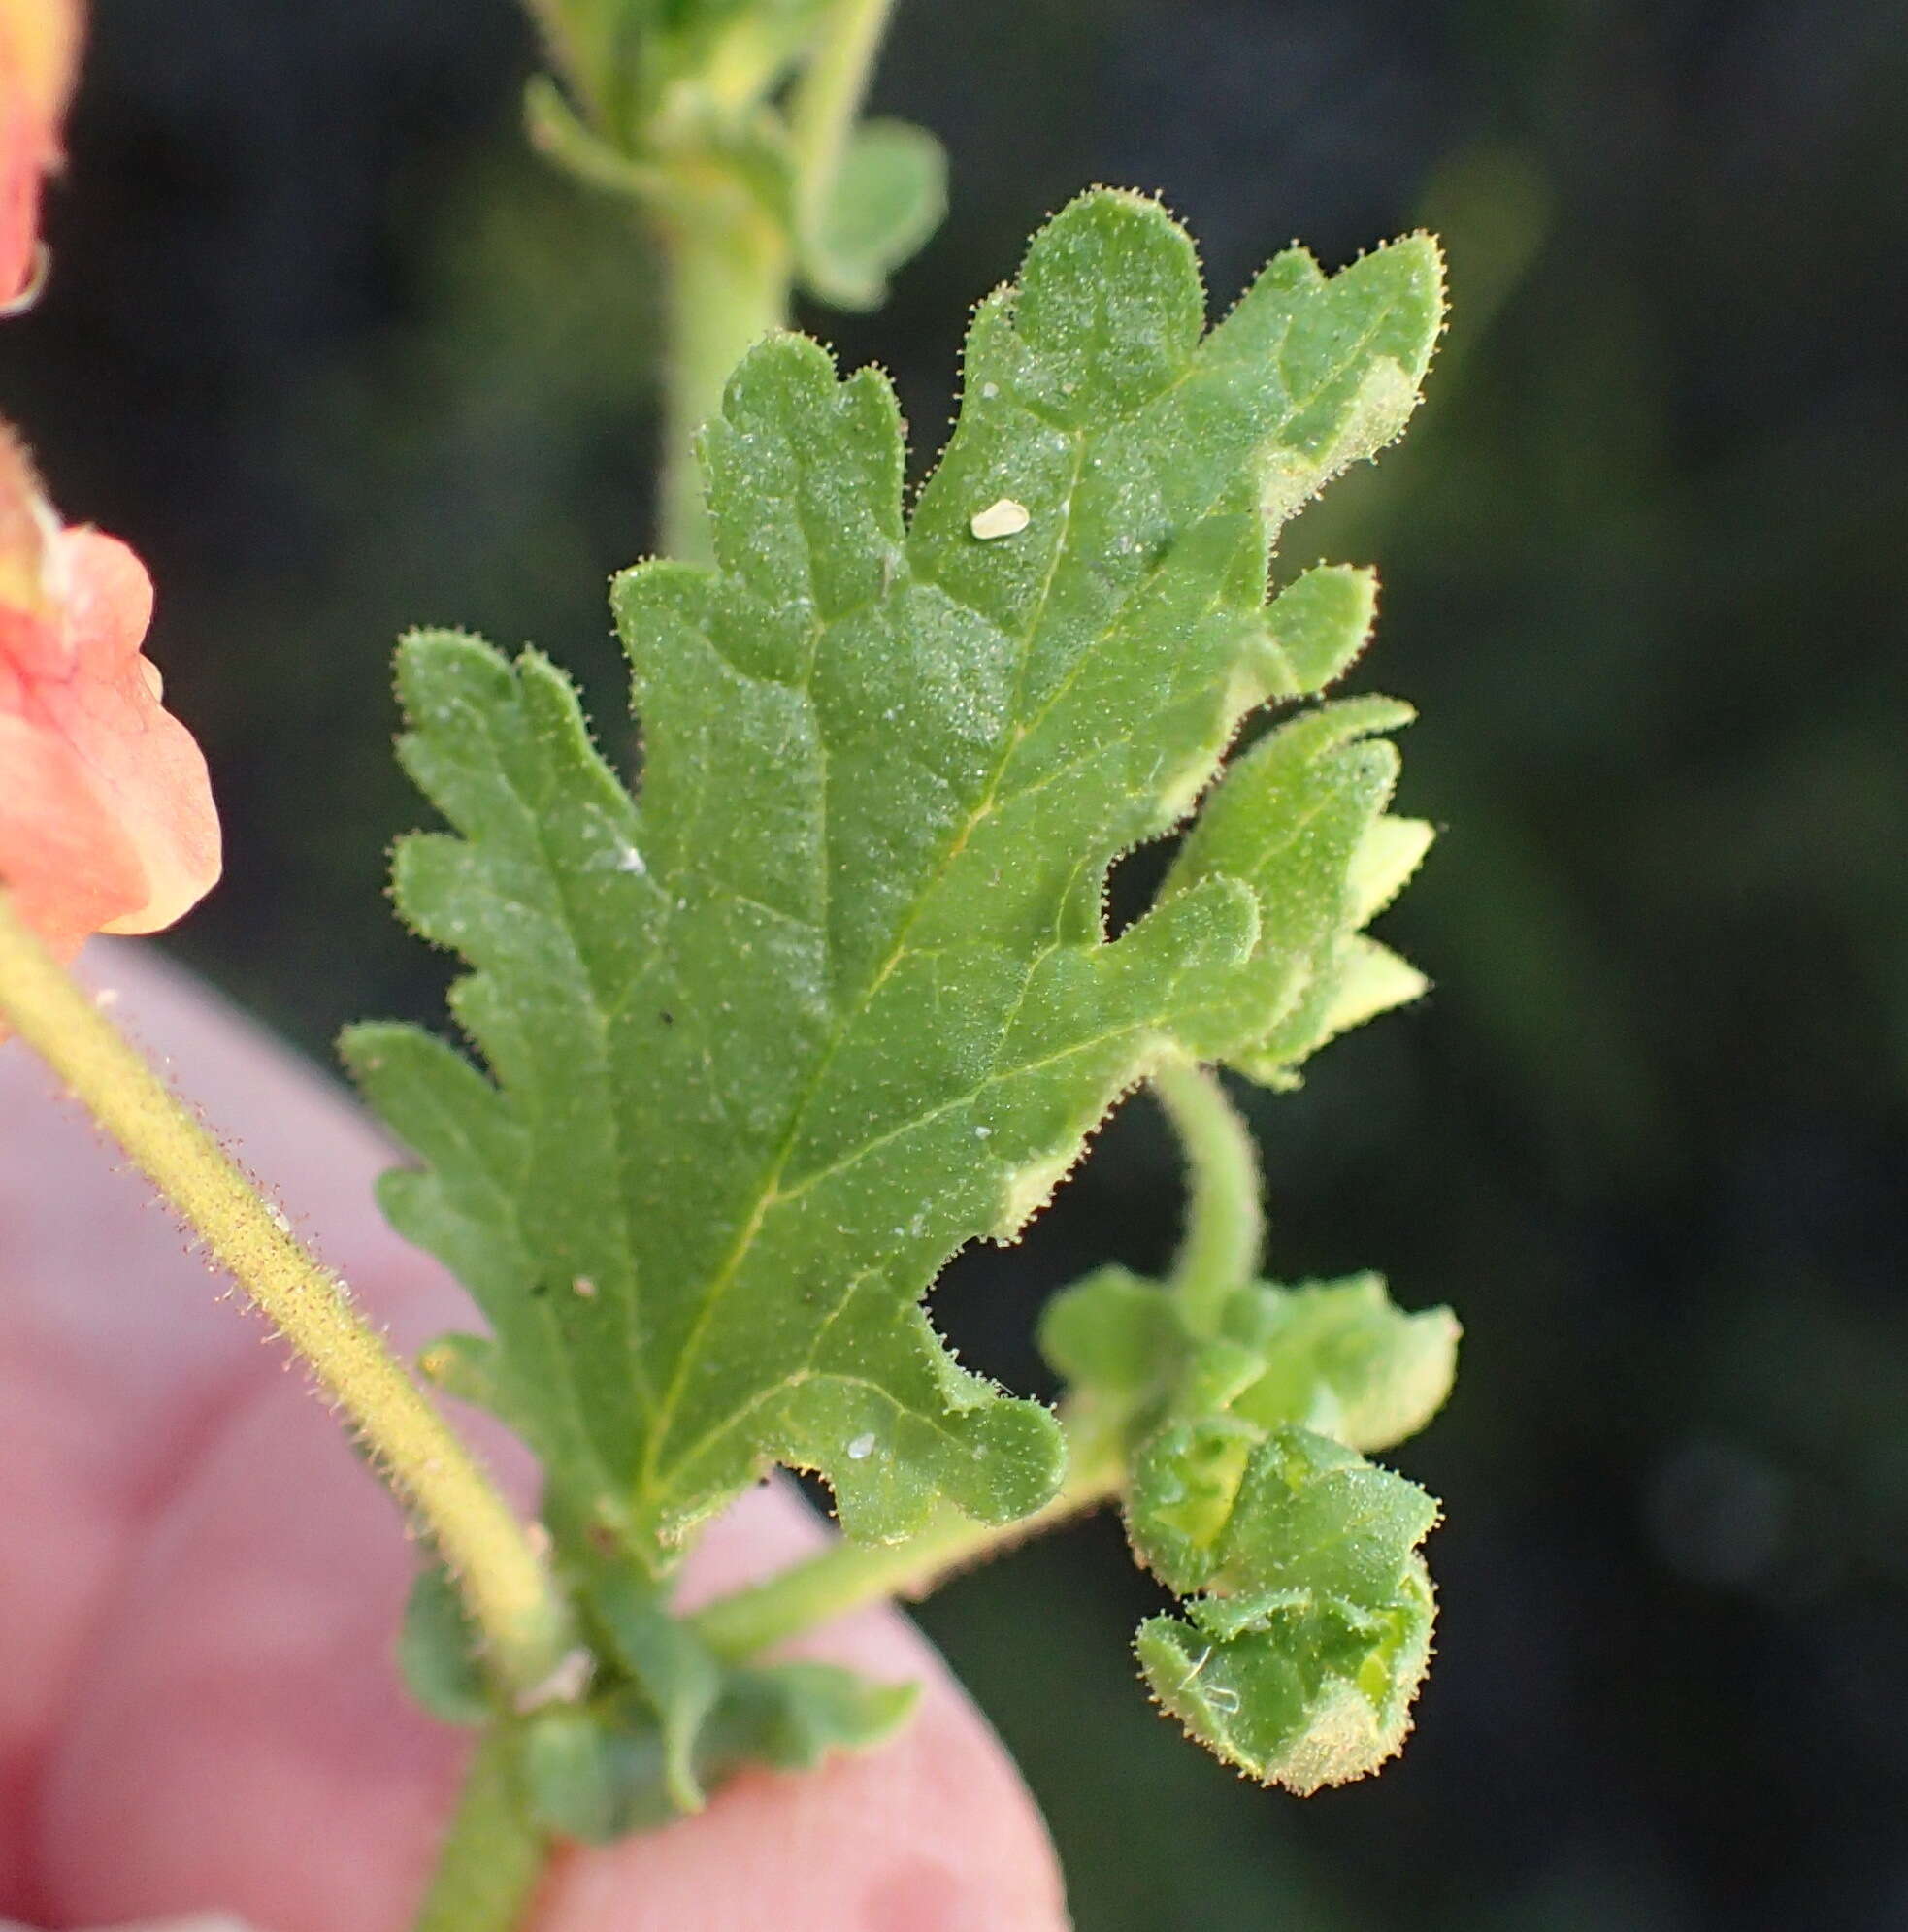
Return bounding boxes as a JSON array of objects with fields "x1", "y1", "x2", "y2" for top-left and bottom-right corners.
[
  {"x1": 411, "y1": 1729, "x2": 548, "y2": 1932},
  {"x1": 690, "y1": 1419, "x2": 1125, "y2": 1660},
  {"x1": 521, "y1": 0, "x2": 608, "y2": 124},
  {"x1": 0, "y1": 895, "x2": 576, "y2": 1702},
  {"x1": 651, "y1": 0, "x2": 902, "y2": 564},
  {"x1": 653, "y1": 188, "x2": 792, "y2": 565},
  {"x1": 1152, "y1": 1060, "x2": 1265, "y2": 1335},
  {"x1": 788, "y1": 0, "x2": 901, "y2": 255}
]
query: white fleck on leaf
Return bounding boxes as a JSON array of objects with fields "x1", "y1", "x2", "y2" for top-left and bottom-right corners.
[{"x1": 969, "y1": 497, "x2": 1032, "y2": 540}]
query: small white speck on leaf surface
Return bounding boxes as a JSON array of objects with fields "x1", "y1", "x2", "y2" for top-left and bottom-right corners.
[
  {"x1": 970, "y1": 497, "x2": 1031, "y2": 540},
  {"x1": 846, "y1": 1432, "x2": 877, "y2": 1460}
]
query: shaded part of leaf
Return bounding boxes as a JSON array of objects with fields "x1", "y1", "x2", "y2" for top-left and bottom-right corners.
[
  {"x1": 802, "y1": 118, "x2": 948, "y2": 311},
  {"x1": 516, "y1": 1652, "x2": 915, "y2": 1843},
  {"x1": 521, "y1": 1705, "x2": 635, "y2": 1844},
  {"x1": 1127, "y1": 1416, "x2": 1261, "y2": 1594},
  {"x1": 711, "y1": 1660, "x2": 919, "y2": 1773},
  {"x1": 593, "y1": 1571, "x2": 724, "y2": 1814},
  {"x1": 398, "y1": 1560, "x2": 494, "y2": 1727}
]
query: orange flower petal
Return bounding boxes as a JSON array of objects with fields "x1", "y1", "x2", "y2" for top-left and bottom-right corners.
[
  {"x1": 0, "y1": 0, "x2": 82, "y2": 305},
  {"x1": 0, "y1": 431, "x2": 220, "y2": 963},
  {"x1": 0, "y1": 699, "x2": 144, "y2": 958},
  {"x1": 31, "y1": 528, "x2": 221, "y2": 934}
]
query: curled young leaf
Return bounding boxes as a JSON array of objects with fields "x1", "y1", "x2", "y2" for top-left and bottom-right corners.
[
  {"x1": 1043, "y1": 1248, "x2": 1453, "y2": 1790},
  {"x1": 1160, "y1": 696, "x2": 1434, "y2": 1088},
  {"x1": 1214, "y1": 1273, "x2": 1459, "y2": 1454},
  {"x1": 1133, "y1": 1425, "x2": 1438, "y2": 1794}
]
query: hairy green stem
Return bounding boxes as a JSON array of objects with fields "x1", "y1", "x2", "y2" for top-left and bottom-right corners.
[
  {"x1": 788, "y1": 0, "x2": 901, "y2": 255},
  {"x1": 653, "y1": 0, "x2": 902, "y2": 563},
  {"x1": 411, "y1": 1729, "x2": 549, "y2": 1932},
  {"x1": 654, "y1": 190, "x2": 792, "y2": 565},
  {"x1": 1152, "y1": 1060, "x2": 1266, "y2": 1334},
  {"x1": 0, "y1": 895, "x2": 576, "y2": 1702},
  {"x1": 691, "y1": 1420, "x2": 1125, "y2": 1659}
]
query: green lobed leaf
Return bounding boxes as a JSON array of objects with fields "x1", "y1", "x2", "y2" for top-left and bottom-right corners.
[{"x1": 345, "y1": 189, "x2": 1443, "y2": 1569}]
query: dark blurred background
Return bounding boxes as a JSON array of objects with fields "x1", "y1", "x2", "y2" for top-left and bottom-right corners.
[{"x1": 9, "y1": 1, "x2": 1908, "y2": 1925}]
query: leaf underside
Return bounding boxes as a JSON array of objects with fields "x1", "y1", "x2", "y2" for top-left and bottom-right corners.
[{"x1": 344, "y1": 188, "x2": 1443, "y2": 1565}]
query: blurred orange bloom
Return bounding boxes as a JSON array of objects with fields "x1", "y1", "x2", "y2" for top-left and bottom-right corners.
[
  {"x1": 0, "y1": 433, "x2": 220, "y2": 962},
  {"x1": 0, "y1": 0, "x2": 81, "y2": 308}
]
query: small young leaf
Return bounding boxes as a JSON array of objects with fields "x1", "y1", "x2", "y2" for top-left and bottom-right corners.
[
  {"x1": 709, "y1": 1659, "x2": 919, "y2": 1773},
  {"x1": 1220, "y1": 1273, "x2": 1460, "y2": 1454},
  {"x1": 398, "y1": 1561, "x2": 494, "y2": 1728},
  {"x1": 347, "y1": 188, "x2": 1443, "y2": 1573},
  {"x1": 1134, "y1": 1426, "x2": 1437, "y2": 1793},
  {"x1": 514, "y1": 1616, "x2": 916, "y2": 1839},
  {"x1": 1036, "y1": 1265, "x2": 1184, "y2": 1411},
  {"x1": 1041, "y1": 1242, "x2": 1453, "y2": 1788},
  {"x1": 802, "y1": 118, "x2": 948, "y2": 311},
  {"x1": 592, "y1": 1574, "x2": 725, "y2": 1814}
]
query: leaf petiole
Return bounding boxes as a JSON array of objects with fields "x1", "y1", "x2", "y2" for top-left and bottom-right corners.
[
  {"x1": 409, "y1": 1727, "x2": 547, "y2": 1932},
  {"x1": 689, "y1": 1418, "x2": 1126, "y2": 1662},
  {"x1": 1151, "y1": 1059, "x2": 1267, "y2": 1335}
]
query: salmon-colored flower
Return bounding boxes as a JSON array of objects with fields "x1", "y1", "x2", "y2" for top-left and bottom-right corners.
[
  {"x1": 0, "y1": 0, "x2": 82, "y2": 308},
  {"x1": 0, "y1": 431, "x2": 220, "y2": 963}
]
